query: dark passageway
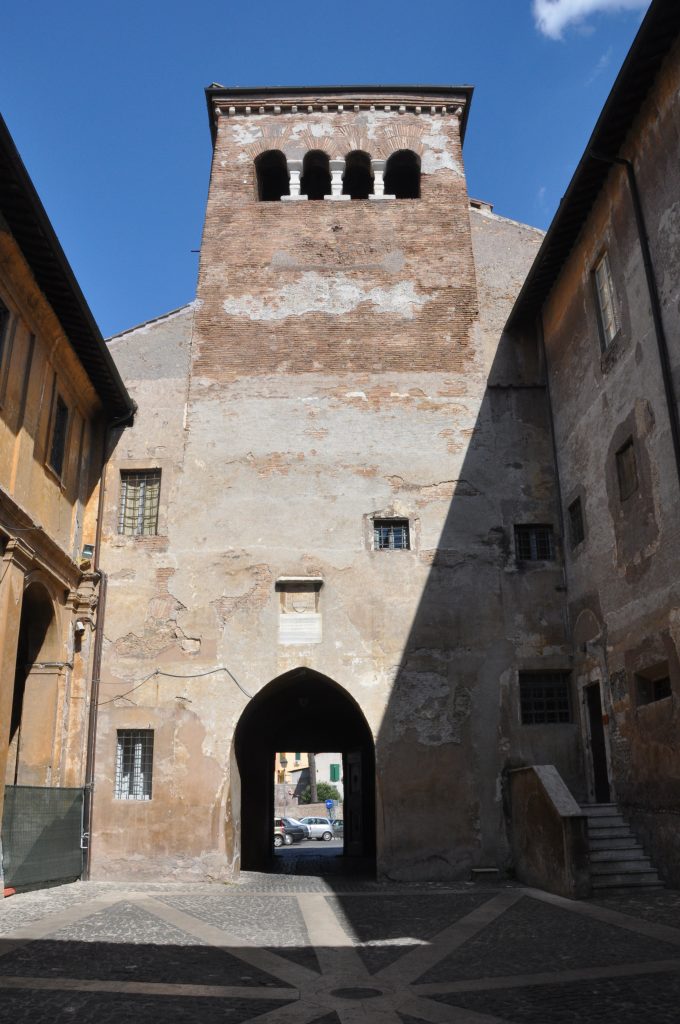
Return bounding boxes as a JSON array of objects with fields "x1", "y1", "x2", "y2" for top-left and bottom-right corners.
[{"x1": 234, "y1": 668, "x2": 375, "y2": 873}]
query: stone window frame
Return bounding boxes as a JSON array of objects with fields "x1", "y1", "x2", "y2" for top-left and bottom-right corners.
[
  {"x1": 592, "y1": 250, "x2": 620, "y2": 353},
  {"x1": 118, "y1": 468, "x2": 162, "y2": 537},
  {"x1": 567, "y1": 496, "x2": 585, "y2": 550},
  {"x1": 518, "y1": 671, "x2": 573, "y2": 725},
  {"x1": 513, "y1": 523, "x2": 556, "y2": 563},
  {"x1": 364, "y1": 509, "x2": 418, "y2": 553},
  {"x1": 615, "y1": 437, "x2": 639, "y2": 503},
  {"x1": 44, "y1": 375, "x2": 71, "y2": 484},
  {"x1": 114, "y1": 729, "x2": 154, "y2": 801},
  {"x1": 114, "y1": 460, "x2": 167, "y2": 540}
]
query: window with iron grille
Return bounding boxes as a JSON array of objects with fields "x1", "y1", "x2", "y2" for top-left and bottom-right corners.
[
  {"x1": 114, "y1": 730, "x2": 154, "y2": 800},
  {"x1": 514, "y1": 524, "x2": 555, "y2": 561},
  {"x1": 374, "y1": 518, "x2": 409, "y2": 550},
  {"x1": 568, "y1": 498, "x2": 585, "y2": 549},
  {"x1": 119, "y1": 469, "x2": 161, "y2": 536},
  {"x1": 616, "y1": 439, "x2": 638, "y2": 502},
  {"x1": 519, "y1": 672, "x2": 572, "y2": 724},
  {"x1": 48, "y1": 394, "x2": 69, "y2": 478},
  {"x1": 593, "y1": 252, "x2": 619, "y2": 349}
]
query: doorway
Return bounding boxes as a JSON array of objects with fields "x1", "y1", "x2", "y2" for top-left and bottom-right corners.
[
  {"x1": 585, "y1": 682, "x2": 611, "y2": 803},
  {"x1": 234, "y1": 668, "x2": 375, "y2": 872}
]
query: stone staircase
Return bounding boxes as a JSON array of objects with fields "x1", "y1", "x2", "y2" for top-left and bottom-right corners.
[{"x1": 581, "y1": 803, "x2": 663, "y2": 891}]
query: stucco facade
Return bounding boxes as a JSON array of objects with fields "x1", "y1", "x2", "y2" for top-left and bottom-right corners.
[
  {"x1": 91, "y1": 88, "x2": 580, "y2": 884},
  {"x1": 509, "y1": 3, "x2": 680, "y2": 885},
  {"x1": 0, "y1": 115, "x2": 133, "y2": 888}
]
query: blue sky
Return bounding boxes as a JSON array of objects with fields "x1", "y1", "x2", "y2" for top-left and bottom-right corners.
[{"x1": 2, "y1": 0, "x2": 649, "y2": 337}]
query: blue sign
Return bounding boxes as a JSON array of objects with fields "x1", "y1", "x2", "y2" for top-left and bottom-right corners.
[{"x1": 325, "y1": 798, "x2": 334, "y2": 810}]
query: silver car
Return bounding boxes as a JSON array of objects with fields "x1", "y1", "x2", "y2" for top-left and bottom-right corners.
[{"x1": 298, "y1": 816, "x2": 334, "y2": 841}]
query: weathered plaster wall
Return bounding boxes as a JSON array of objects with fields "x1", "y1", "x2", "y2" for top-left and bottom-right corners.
[
  {"x1": 541, "y1": 38, "x2": 680, "y2": 883},
  {"x1": 93, "y1": 99, "x2": 572, "y2": 883}
]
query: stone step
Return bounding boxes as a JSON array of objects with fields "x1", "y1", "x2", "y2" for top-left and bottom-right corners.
[
  {"x1": 588, "y1": 837, "x2": 640, "y2": 851},
  {"x1": 586, "y1": 816, "x2": 627, "y2": 830},
  {"x1": 592, "y1": 872, "x2": 662, "y2": 889},
  {"x1": 580, "y1": 804, "x2": 621, "y2": 816},
  {"x1": 590, "y1": 848, "x2": 647, "y2": 863},
  {"x1": 587, "y1": 825, "x2": 632, "y2": 839},
  {"x1": 590, "y1": 858, "x2": 653, "y2": 874}
]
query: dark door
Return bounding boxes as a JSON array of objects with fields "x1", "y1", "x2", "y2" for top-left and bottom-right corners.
[
  {"x1": 345, "y1": 751, "x2": 363, "y2": 856},
  {"x1": 585, "y1": 684, "x2": 610, "y2": 803}
]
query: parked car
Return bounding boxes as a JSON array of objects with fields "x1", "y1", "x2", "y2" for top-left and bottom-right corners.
[
  {"x1": 274, "y1": 816, "x2": 307, "y2": 847},
  {"x1": 298, "y1": 816, "x2": 334, "y2": 841},
  {"x1": 284, "y1": 816, "x2": 311, "y2": 839},
  {"x1": 332, "y1": 819, "x2": 344, "y2": 836}
]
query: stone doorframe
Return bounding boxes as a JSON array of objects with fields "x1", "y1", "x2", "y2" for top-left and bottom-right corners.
[{"x1": 575, "y1": 668, "x2": 615, "y2": 805}]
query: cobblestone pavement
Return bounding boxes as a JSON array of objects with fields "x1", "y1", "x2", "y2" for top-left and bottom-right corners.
[{"x1": 0, "y1": 873, "x2": 679, "y2": 1022}]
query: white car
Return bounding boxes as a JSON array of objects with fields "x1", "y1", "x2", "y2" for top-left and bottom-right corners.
[{"x1": 298, "y1": 816, "x2": 334, "y2": 841}]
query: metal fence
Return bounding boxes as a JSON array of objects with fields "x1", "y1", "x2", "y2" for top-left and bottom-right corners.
[{"x1": 2, "y1": 786, "x2": 84, "y2": 889}]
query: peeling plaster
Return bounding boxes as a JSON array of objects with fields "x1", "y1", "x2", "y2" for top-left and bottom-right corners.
[{"x1": 222, "y1": 273, "x2": 430, "y2": 321}]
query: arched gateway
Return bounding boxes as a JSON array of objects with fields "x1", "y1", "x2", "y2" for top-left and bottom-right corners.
[{"x1": 234, "y1": 669, "x2": 376, "y2": 871}]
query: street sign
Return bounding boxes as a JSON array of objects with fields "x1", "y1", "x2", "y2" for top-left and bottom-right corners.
[{"x1": 325, "y1": 798, "x2": 333, "y2": 810}]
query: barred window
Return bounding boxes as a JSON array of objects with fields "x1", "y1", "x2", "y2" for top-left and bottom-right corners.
[
  {"x1": 119, "y1": 469, "x2": 161, "y2": 536},
  {"x1": 520, "y1": 672, "x2": 572, "y2": 724},
  {"x1": 49, "y1": 395, "x2": 69, "y2": 478},
  {"x1": 514, "y1": 524, "x2": 555, "y2": 561},
  {"x1": 114, "y1": 730, "x2": 154, "y2": 800},
  {"x1": 616, "y1": 439, "x2": 638, "y2": 502},
  {"x1": 374, "y1": 519, "x2": 410, "y2": 550},
  {"x1": 593, "y1": 252, "x2": 619, "y2": 349},
  {"x1": 568, "y1": 498, "x2": 585, "y2": 549}
]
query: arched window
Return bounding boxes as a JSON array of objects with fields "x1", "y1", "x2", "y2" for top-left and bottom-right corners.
[
  {"x1": 301, "y1": 151, "x2": 331, "y2": 200},
  {"x1": 342, "y1": 151, "x2": 373, "y2": 200},
  {"x1": 384, "y1": 150, "x2": 421, "y2": 199},
  {"x1": 255, "y1": 150, "x2": 290, "y2": 201}
]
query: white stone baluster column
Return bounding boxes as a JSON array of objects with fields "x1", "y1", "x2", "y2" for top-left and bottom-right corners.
[
  {"x1": 325, "y1": 159, "x2": 350, "y2": 201},
  {"x1": 281, "y1": 160, "x2": 307, "y2": 201},
  {"x1": 369, "y1": 159, "x2": 394, "y2": 200}
]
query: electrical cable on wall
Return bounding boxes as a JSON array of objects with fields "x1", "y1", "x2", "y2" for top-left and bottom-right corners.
[{"x1": 97, "y1": 664, "x2": 254, "y2": 706}]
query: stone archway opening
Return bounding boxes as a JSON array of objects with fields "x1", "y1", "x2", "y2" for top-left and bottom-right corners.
[
  {"x1": 234, "y1": 668, "x2": 376, "y2": 873},
  {"x1": 7, "y1": 581, "x2": 60, "y2": 786}
]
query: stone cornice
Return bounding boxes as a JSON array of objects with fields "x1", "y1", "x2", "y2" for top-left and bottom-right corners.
[
  {"x1": 0, "y1": 487, "x2": 83, "y2": 590},
  {"x1": 205, "y1": 86, "x2": 474, "y2": 144}
]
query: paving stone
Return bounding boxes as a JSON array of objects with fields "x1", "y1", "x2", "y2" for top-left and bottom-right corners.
[
  {"x1": 0, "y1": 989, "x2": 294, "y2": 1023},
  {"x1": 328, "y1": 892, "x2": 492, "y2": 973},
  {"x1": 157, "y1": 892, "x2": 320, "y2": 973},
  {"x1": 594, "y1": 890, "x2": 680, "y2": 929},
  {"x1": 417, "y1": 894, "x2": 680, "y2": 983},
  {"x1": 438, "y1": 970, "x2": 680, "y2": 1024}
]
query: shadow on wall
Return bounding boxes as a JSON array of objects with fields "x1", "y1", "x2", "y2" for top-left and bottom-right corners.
[{"x1": 371, "y1": 326, "x2": 580, "y2": 881}]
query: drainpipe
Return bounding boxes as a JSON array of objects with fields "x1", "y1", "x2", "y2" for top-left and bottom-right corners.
[
  {"x1": 81, "y1": 404, "x2": 136, "y2": 879},
  {"x1": 590, "y1": 152, "x2": 680, "y2": 493}
]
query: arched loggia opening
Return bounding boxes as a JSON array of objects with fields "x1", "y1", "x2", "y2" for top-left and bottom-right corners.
[
  {"x1": 234, "y1": 668, "x2": 376, "y2": 872},
  {"x1": 8, "y1": 581, "x2": 60, "y2": 785},
  {"x1": 342, "y1": 151, "x2": 373, "y2": 199},
  {"x1": 384, "y1": 149, "x2": 421, "y2": 199},
  {"x1": 300, "y1": 151, "x2": 332, "y2": 200},
  {"x1": 255, "y1": 150, "x2": 290, "y2": 201}
]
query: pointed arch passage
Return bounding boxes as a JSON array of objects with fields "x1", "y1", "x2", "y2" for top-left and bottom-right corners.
[
  {"x1": 234, "y1": 668, "x2": 376, "y2": 871},
  {"x1": 384, "y1": 149, "x2": 421, "y2": 199},
  {"x1": 300, "y1": 151, "x2": 332, "y2": 200},
  {"x1": 255, "y1": 150, "x2": 290, "y2": 201},
  {"x1": 342, "y1": 151, "x2": 374, "y2": 199}
]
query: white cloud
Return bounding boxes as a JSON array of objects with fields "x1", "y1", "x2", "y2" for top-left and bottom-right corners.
[
  {"x1": 532, "y1": 0, "x2": 650, "y2": 40},
  {"x1": 586, "y1": 45, "x2": 613, "y2": 84}
]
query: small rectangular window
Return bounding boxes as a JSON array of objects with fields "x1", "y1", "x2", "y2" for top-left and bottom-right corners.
[
  {"x1": 568, "y1": 498, "x2": 585, "y2": 549},
  {"x1": 514, "y1": 524, "x2": 555, "y2": 561},
  {"x1": 295, "y1": 752, "x2": 301, "y2": 762},
  {"x1": 520, "y1": 672, "x2": 572, "y2": 724},
  {"x1": 119, "y1": 469, "x2": 161, "y2": 536},
  {"x1": 330, "y1": 763, "x2": 340, "y2": 782},
  {"x1": 114, "y1": 730, "x2": 154, "y2": 800},
  {"x1": 593, "y1": 252, "x2": 618, "y2": 349},
  {"x1": 49, "y1": 395, "x2": 69, "y2": 478},
  {"x1": 374, "y1": 519, "x2": 410, "y2": 550},
  {"x1": 636, "y1": 662, "x2": 672, "y2": 706},
  {"x1": 616, "y1": 439, "x2": 638, "y2": 501}
]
